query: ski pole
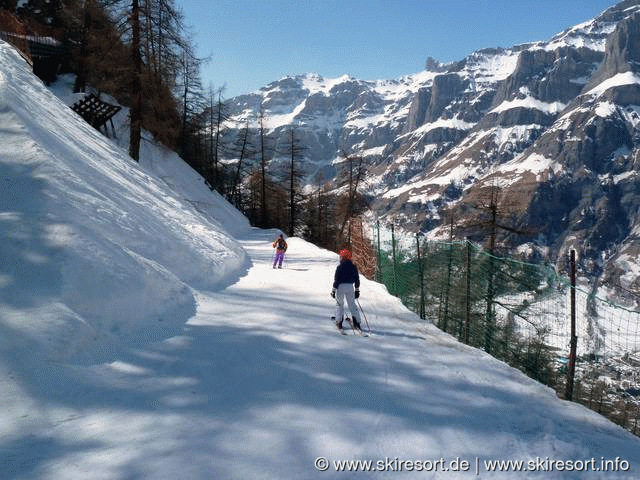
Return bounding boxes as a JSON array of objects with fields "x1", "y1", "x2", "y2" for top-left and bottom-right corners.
[{"x1": 356, "y1": 299, "x2": 370, "y2": 333}]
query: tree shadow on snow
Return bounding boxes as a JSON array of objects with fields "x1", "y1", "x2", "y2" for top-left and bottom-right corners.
[
  {"x1": 3, "y1": 315, "x2": 637, "y2": 478},
  {"x1": 0, "y1": 433, "x2": 102, "y2": 480},
  {"x1": 0, "y1": 162, "x2": 64, "y2": 309}
]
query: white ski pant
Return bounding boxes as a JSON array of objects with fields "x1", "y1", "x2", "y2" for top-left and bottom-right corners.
[{"x1": 335, "y1": 283, "x2": 359, "y2": 323}]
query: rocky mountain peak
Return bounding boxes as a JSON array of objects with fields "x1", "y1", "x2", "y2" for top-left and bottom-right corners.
[
  {"x1": 586, "y1": 9, "x2": 640, "y2": 91},
  {"x1": 223, "y1": 0, "x2": 640, "y2": 291}
]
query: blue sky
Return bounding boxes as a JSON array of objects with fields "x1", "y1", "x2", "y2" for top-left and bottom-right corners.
[{"x1": 181, "y1": 0, "x2": 619, "y2": 99}]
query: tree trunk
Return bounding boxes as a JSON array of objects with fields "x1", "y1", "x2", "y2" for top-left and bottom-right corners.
[{"x1": 129, "y1": 0, "x2": 143, "y2": 162}]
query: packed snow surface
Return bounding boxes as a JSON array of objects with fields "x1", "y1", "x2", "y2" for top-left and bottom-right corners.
[{"x1": 1, "y1": 40, "x2": 640, "y2": 479}]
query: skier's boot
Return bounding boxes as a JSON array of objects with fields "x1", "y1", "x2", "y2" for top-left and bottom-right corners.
[
  {"x1": 352, "y1": 317, "x2": 363, "y2": 332},
  {"x1": 332, "y1": 315, "x2": 344, "y2": 333}
]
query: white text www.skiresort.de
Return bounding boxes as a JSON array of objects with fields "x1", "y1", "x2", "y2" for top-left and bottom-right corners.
[{"x1": 314, "y1": 456, "x2": 631, "y2": 474}]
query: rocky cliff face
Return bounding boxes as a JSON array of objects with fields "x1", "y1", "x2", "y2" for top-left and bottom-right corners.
[{"x1": 223, "y1": 0, "x2": 640, "y2": 292}]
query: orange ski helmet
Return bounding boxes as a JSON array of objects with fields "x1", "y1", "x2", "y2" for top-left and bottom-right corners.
[{"x1": 339, "y1": 249, "x2": 352, "y2": 260}]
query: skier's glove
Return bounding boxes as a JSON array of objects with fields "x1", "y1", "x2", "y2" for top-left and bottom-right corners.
[
  {"x1": 331, "y1": 288, "x2": 336, "y2": 298},
  {"x1": 355, "y1": 289, "x2": 360, "y2": 299}
]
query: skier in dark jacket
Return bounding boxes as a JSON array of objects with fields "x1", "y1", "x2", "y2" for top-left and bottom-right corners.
[{"x1": 331, "y1": 249, "x2": 362, "y2": 332}]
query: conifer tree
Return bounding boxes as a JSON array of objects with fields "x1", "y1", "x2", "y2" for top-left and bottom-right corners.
[
  {"x1": 281, "y1": 126, "x2": 306, "y2": 236},
  {"x1": 336, "y1": 151, "x2": 367, "y2": 244},
  {"x1": 257, "y1": 105, "x2": 272, "y2": 227},
  {"x1": 228, "y1": 120, "x2": 256, "y2": 208}
]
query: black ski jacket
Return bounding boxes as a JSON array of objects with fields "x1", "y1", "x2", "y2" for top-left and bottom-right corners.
[{"x1": 333, "y1": 259, "x2": 360, "y2": 289}]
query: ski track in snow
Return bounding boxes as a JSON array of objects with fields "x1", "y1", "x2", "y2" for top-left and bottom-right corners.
[{"x1": 3, "y1": 229, "x2": 639, "y2": 479}]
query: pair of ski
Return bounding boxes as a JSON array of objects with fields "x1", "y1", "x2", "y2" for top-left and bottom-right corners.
[{"x1": 335, "y1": 316, "x2": 368, "y2": 337}]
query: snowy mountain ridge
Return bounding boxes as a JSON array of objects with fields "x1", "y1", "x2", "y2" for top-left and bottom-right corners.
[{"x1": 224, "y1": 0, "x2": 640, "y2": 294}]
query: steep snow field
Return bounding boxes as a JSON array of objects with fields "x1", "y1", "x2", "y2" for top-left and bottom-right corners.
[{"x1": 1, "y1": 39, "x2": 640, "y2": 479}]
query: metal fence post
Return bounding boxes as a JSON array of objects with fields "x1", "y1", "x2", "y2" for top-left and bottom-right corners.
[
  {"x1": 565, "y1": 249, "x2": 578, "y2": 401},
  {"x1": 416, "y1": 233, "x2": 425, "y2": 319},
  {"x1": 464, "y1": 238, "x2": 471, "y2": 345},
  {"x1": 391, "y1": 223, "x2": 397, "y2": 296},
  {"x1": 376, "y1": 221, "x2": 381, "y2": 283}
]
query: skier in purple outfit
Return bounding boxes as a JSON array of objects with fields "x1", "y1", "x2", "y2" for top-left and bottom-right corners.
[{"x1": 272, "y1": 234, "x2": 287, "y2": 268}]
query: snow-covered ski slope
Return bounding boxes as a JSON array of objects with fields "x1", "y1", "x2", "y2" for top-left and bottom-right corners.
[{"x1": 1, "y1": 39, "x2": 640, "y2": 479}]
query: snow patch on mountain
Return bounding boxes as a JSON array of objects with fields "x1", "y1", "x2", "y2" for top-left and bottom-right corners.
[
  {"x1": 491, "y1": 96, "x2": 567, "y2": 115},
  {"x1": 586, "y1": 71, "x2": 640, "y2": 96},
  {"x1": 414, "y1": 117, "x2": 476, "y2": 135},
  {"x1": 496, "y1": 152, "x2": 564, "y2": 181},
  {"x1": 462, "y1": 49, "x2": 521, "y2": 86}
]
